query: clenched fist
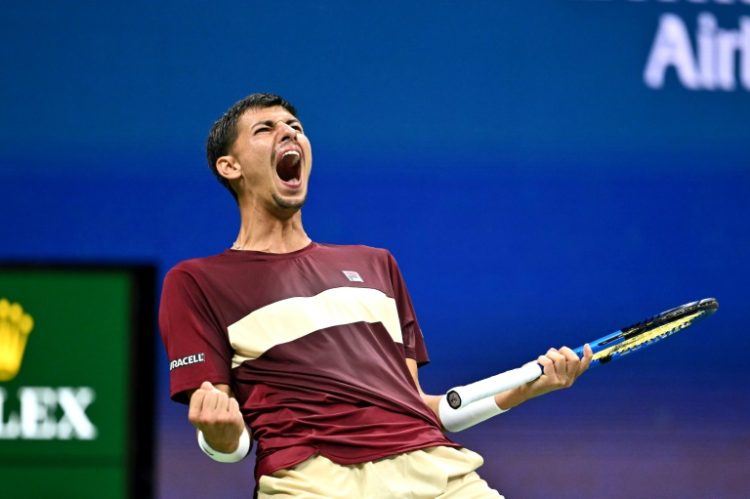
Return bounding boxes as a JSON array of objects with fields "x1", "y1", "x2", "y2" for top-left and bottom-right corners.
[{"x1": 188, "y1": 381, "x2": 246, "y2": 453}]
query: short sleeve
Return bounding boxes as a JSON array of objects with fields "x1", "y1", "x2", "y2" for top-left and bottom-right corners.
[
  {"x1": 386, "y1": 252, "x2": 430, "y2": 365},
  {"x1": 159, "y1": 267, "x2": 233, "y2": 404}
]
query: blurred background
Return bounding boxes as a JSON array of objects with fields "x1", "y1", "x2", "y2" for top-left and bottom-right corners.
[{"x1": 1, "y1": 1, "x2": 748, "y2": 498}]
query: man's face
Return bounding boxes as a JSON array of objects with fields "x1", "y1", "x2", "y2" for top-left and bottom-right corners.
[{"x1": 228, "y1": 105, "x2": 312, "y2": 213}]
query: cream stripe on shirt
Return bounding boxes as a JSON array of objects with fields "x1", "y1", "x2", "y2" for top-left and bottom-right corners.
[{"x1": 227, "y1": 287, "x2": 402, "y2": 367}]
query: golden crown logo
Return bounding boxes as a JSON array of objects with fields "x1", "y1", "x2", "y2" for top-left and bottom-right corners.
[{"x1": 0, "y1": 298, "x2": 34, "y2": 382}]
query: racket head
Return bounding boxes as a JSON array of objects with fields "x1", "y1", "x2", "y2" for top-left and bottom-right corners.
[{"x1": 578, "y1": 298, "x2": 718, "y2": 366}]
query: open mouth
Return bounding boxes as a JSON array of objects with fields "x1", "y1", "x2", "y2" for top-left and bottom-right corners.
[{"x1": 275, "y1": 150, "x2": 302, "y2": 184}]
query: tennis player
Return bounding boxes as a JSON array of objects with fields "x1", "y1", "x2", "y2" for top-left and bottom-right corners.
[{"x1": 159, "y1": 93, "x2": 593, "y2": 498}]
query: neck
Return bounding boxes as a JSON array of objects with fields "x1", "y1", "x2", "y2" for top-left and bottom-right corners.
[{"x1": 232, "y1": 199, "x2": 311, "y2": 254}]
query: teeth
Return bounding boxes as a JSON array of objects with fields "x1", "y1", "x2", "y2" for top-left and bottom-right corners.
[{"x1": 282, "y1": 150, "x2": 300, "y2": 159}]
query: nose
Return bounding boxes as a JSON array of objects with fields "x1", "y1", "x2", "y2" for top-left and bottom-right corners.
[{"x1": 276, "y1": 122, "x2": 299, "y2": 142}]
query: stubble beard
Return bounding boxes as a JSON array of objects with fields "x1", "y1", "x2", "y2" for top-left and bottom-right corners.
[{"x1": 272, "y1": 193, "x2": 306, "y2": 212}]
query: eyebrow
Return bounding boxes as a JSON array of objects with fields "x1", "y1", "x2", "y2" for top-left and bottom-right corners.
[{"x1": 250, "y1": 118, "x2": 302, "y2": 130}]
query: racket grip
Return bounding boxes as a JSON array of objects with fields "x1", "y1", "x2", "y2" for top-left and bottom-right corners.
[{"x1": 445, "y1": 362, "x2": 543, "y2": 409}]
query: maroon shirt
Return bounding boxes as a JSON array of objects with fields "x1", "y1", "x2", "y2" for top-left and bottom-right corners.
[{"x1": 159, "y1": 242, "x2": 457, "y2": 479}]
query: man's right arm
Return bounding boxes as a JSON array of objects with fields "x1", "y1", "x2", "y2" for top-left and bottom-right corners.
[
  {"x1": 188, "y1": 381, "x2": 249, "y2": 454},
  {"x1": 159, "y1": 268, "x2": 248, "y2": 459}
]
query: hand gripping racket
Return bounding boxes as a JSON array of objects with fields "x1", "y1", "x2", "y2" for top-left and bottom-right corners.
[{"x1": 445, "y1": 297, "x2": 719, "y2": 409}]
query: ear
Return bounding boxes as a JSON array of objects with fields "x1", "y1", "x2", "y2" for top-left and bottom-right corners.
[{"x1": 216, "y1": 155, "x2": 241, "y2": 181}]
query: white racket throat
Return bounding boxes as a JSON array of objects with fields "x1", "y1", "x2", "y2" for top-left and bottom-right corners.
[{"x1": 446, "y1": 362, "x2": 543, "y2": 410}]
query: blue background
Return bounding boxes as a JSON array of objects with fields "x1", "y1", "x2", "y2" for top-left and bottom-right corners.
[{"x1": 2, "y1": 1, "x2": 748, "y2": 497}]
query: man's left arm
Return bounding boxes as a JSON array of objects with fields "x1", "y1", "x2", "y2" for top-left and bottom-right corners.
[{"x1": 407, "y1": 344, "x2": 593, "y2": 430}]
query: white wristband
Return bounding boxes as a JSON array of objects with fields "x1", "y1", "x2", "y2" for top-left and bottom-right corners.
[
  {"x1": 197, "y1": 427, "x2": 251, "y2": 463},
  {"x1": 438, "y1": 395, "x2": 508, "y2": 432}
]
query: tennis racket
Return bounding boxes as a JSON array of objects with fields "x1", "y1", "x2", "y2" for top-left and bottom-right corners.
[{"x1": 445, "y1": 297, "x2": 719, "y2": 409}]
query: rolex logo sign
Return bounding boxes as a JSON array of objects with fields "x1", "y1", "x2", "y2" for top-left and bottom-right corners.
[
  {"x1": 0, "y1": 298, "x2": 33, "y2": 382},
  {"x1": 0, "y1": 265, "x2": 155, "y2": 498}
]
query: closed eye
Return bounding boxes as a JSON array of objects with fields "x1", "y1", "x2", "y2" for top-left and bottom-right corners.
[
  {"x1": 251, "y1": 119, "x2": 303, "y2": 134},
  {"x1": 286, "y1": 120, "x2": 303, "y2": 133}
]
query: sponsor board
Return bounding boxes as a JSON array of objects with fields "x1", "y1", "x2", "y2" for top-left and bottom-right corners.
[{"x1": 0, "y1": 265, "x2": 154, "y2": 498}]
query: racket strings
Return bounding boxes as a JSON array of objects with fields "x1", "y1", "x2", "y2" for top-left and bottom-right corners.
[{"x1": 593, "y1": 311, "x2": 704, "y2": 361}]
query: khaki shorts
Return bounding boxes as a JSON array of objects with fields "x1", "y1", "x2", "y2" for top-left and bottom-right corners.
[{"x1": 258, "y1": 446, "x2": 504, "y2": 498}]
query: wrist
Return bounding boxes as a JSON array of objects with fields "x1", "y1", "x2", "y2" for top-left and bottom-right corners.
[
  {"x1": 197, "y1": 426, "x2": 250, "y2": 463},
  {"x1": 494, "y1": 384, "x2": 530, "y2": 410},
  {"x1": 439, "y1": 395, "x2": 508, "y2": 432},
  {"x1": 201, "y1": 431, "x2": 240, "y2": 453}
]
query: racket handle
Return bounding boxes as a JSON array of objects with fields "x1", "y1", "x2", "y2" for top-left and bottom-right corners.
[{"x1": 445, "y1": 362, "x2": 543, "y2": 409}]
